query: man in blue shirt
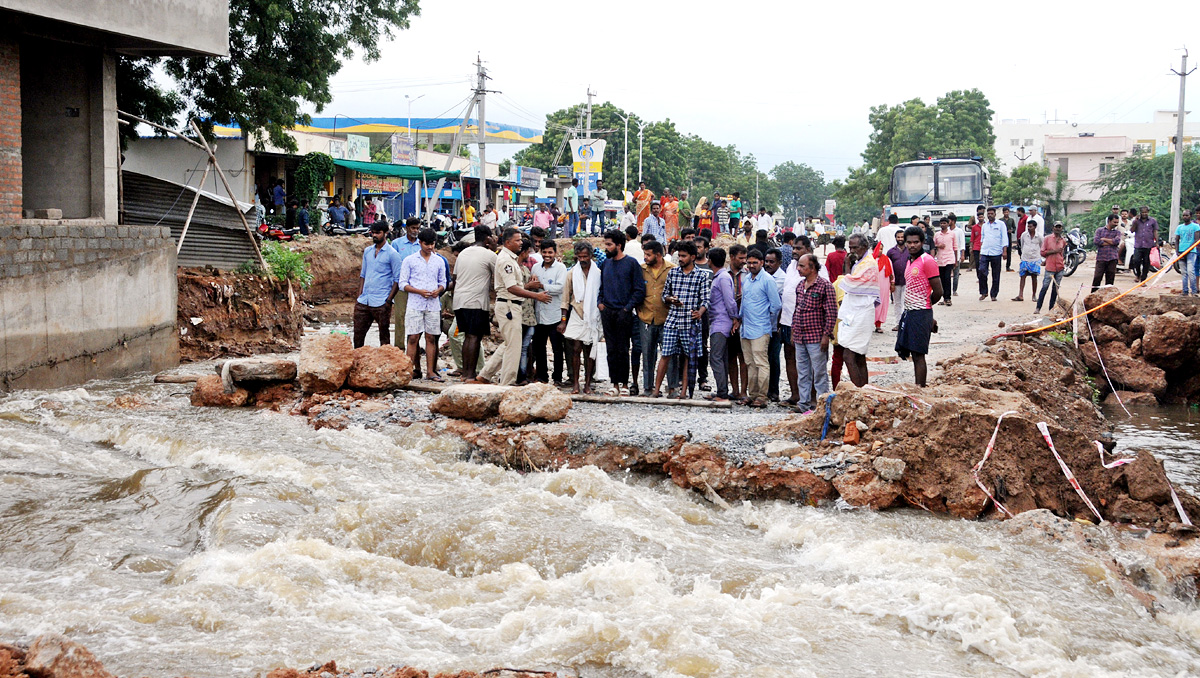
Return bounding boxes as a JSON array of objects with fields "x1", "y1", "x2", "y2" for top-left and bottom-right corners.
[
  {"x1": 353, "y1": 222, "x2": 403, "y2": 348},
  {"x1": 1175, "y1": 209, "x2": 1199, "y2": 296},
  {"x1": 598, "y1": 228, "x2": 647, "y2": 396},
  {"x1": 565, "y1": 178, "x2": 580, "y2": 238},
  {"x1": 739, "y1": 248, "x2": 781, "y2": 407},
  {"x1": 643, "y1": 201, "x2": 666, "y2": 243},
  {"x1": 328, "y1": 199, "x2": 349, "y2": 229},
  {"x1": 976, "y1": 206, "x2": 1009, "y2": 302},
  {"x1": 272, "y1": 179, "x2": 286, "y2": 214}
]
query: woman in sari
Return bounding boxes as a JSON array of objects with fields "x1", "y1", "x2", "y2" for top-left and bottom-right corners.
[
  {"x1": 634, "y1": 181, "x2": 654, "y2": 232},
  {"x1": 836, "y1": 234, "x2": 879, "y2": 388},
  {"x1": 660, "y1": 188, "x2": 680, "y2": 241},
  {"x1": 872, "y1": 240, "x2": 893, "y2": 333}
]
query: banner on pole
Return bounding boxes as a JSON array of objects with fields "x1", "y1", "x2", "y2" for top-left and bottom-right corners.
[{"x1": 570, "y1": 139, "x2": 607, "y2": 194}]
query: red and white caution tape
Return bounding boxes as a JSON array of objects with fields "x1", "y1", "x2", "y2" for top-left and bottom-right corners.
[
  {"x1": 1093, "y1": 440, "x2": 1136, "y2": 469},
  {"x1": 863, "y1": 384, "x2": 932, "y2": 411},
  {"x1": 1038, "y1": 422, "x2": 1104, "y2": 524},
  {"x1": 1082, "y1": 310, "x2": 1131, "y2": 418},
  {"x1": 972, "y1": 411, "x2": 1018, "y2": 519},
  {"x1": 1167, "y1": 470, "x2": 1194, "y2": 526}
]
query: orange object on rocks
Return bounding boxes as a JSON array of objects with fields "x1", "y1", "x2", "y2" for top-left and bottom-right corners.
[{"x1": 843, "y1": 421, "x2": 860, "y2": 445}]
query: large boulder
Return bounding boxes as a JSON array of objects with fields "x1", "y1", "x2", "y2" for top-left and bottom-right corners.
[
  {"x1": 429, "y1": 383, "x2": 509, "y2": 420},
  {"x1": 24, "y1": 635, "x2": 116, "y2": 678},
  {"x1": 1085, "y1": 287, "x2": 1135, "y2": 326},
  {"x1": 190, "y1": 374, "x2": 250, "y2": 407},
  {"x1": 1079, "y1": 341, "x2": 1168, "y2": 396},
  {"x1": 1103, "y1": 390, "x2": 1159, "y2": 407},
  {"x1": 346, "y1": 345, "x2": 413, "y2": 391},
  {"x1": 218, "y1": 358, "x2": 298, "y2": 383},
  {"x1": 298, "y1": 334, "x2": 354, "y2": 393},
  {"x1": 499, "y1": 382, "x2": 572, "y2": 425},
  {"x1": 1155, "y1": 294, "x2": 1200, "y2": 316},
  {"x1": 1140, "y1": 311, "x2": 1200, "y2": 367},
  {"x1": 833, "y1": 469, "x2": 901, "y2": 510}
]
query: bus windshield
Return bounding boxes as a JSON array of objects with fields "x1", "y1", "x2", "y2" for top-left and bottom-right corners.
[
  {"x1": 891, "y1": 165, "x2": 935, "y2": 204},
  {"x1": 938, "y1": 163, "x2": 984, "y2": 203}
]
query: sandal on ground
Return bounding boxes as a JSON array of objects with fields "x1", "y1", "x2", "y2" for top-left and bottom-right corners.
[
  {"x1": 1011, "y1": 297, "x2": 1023, "y2": 302},
  {"x1": 429, "y1": 374, "x2": 445, "y2": 383}
]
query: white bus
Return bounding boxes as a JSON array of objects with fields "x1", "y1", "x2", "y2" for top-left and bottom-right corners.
[{"x1": 884, "y1": 156, "x2": 991, "y2": 228}]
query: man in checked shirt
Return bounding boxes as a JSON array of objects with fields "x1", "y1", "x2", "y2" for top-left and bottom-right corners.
[
  {"x1": 650, "y1": 240, "x2": 709, "y2": 399},
  {"x1": 790, "y1": 253, "x2": 838, "y2": 414}
]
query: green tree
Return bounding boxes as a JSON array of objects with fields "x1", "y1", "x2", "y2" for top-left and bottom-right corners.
[
  {"x1": 120, "y1": 0, "x2": 421, "y2": 152},
  {"x1": 770, "y1": 161, "x2": 827, "y2": 221},
  {"x1": 497, "y1": 158, "x2": 512, "y2": 178},
  {"x1": 1080, "y1": 149, "x2": 1200, "y2": 236},
  {"x1": 512, "y1": 101, "x2": 637, "y2": 193},
  {"x1": 115, "y1": 58, "x2": 184, "y2": 149},
  {"x1": 992, "y1": 163, "x2": 1051, "y2": 206}
]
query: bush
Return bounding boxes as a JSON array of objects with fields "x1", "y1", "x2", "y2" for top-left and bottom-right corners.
[
  {"x1": 234, "y1": 259, "x2": 263, "y2": 275},
  {"x1": 294, "y1": 152, "x2": 335, "y2": 205},
  {"x1": 262, "y1": 241, "x2": 313, "y2": 288}
]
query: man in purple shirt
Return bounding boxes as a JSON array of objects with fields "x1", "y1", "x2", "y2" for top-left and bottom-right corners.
[
  {"x1": 1130, "y1": 205, "x2": 1159, "y2": 282},
  {"x1": 1092, "y1": 213, "x2": 1122, "y2": 292},
  {"x1": 706, "y1": 247, "x2": 738, "y2": 402}
]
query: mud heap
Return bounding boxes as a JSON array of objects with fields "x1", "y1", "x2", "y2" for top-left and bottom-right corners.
[
  {"x1": 0, "y1": 636, "x2": 558, "y2": 678},
  {"x1": 176, "y1": 269, "x2": 303, "y2": 362},
  {"x1": 288, "y1": 236, "x2": 363, "y2": 323},
  {"x1": 1076, "y1": 287, "x2": 1200, "y2": 403}
]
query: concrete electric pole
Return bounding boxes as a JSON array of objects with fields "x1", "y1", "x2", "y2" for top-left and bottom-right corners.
[
  {"x1": 583, "y1": 88, "x2": 594, "y2": 200},
  {"x1": 1169, "y1": 49, "x2": 1194, "y2": 239},
  {"x1": 475, "y1": 55, "x2": 489, "y2": 215}
]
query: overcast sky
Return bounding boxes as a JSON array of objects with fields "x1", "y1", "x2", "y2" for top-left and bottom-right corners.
[{"x1": 317, "y1": 0, "x2": 1193, "y2": 181}]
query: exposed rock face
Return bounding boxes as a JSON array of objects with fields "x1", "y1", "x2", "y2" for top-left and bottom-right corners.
[
  {"x1": 221, "y1": 358, "x2": 298, "y2": 383},
  {"x1": 1103, "y1": 390, "x2": 1159, "y2": 407},
  {"x1": 1089, "y1": 324, "x2": 1125, "y2": 345},
  {"x1": 498, "y1": 382, "x2": 572, "y2": 424},
  {"x1": 346, "y1": 345, "x2": 413, "y2": 391},
  {"x1": 189, "y1": 375, "x2": 249, "y2": 407},
  {"x1": 1079, "y1": 340, "x2": 1167, "y2": 396},
  {"x1": 1085, "y1": 287, "x2": 1145, "y2": 326},
  {"x1": 429, "y1": 384, "x2": 509, "y2": 420},
  {"x1": 833, "y1": 469, "x2": 900, "y2": 510},
  {"x1": 872, "y1": 456, "x2": 906, "y2": 481},
  {"x1": 298, "y1": 334, "x2": 354, "y2": 394},
  {"x1": 23, "y1": 635, "x2": 116, "y2": 678},
  {"x1": 1140, "y1": 311, "x2": 1200, "y2": 366}
]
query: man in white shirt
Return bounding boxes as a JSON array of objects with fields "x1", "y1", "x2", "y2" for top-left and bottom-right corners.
[
  {"x1": 497, "y1": 205, "x2": 509, "y2": 228},
  {"x1": 1028, "y1": 206, "x2": 1046, "y2": 239},
  {"x1": 623, "y1": 225, "x2": 645, "y2": 264},
  {"x1": 951, "y1": 216, "x2": 965, "y2": 297},
  {"x1": 565, "y1": 178, "x2": 580, "y2": 237},
  {"x1": 530, "y1": 239, "x2": 568, "y2": 384},
  {"x1": 619, "y1": 204, "x2": 636, "y2": 232},
  {"x1": 756, "y1": 208, "x2": 773, "y2": 236},
  {"x1": 876, "y1": 214, "x2": 901, "y2": 254}
]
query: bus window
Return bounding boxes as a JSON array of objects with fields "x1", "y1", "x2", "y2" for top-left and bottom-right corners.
[
  {"x1": 891, "y1": 165, "x2": 935, "y2": 204},
  {"x1": 938, "y1": 164, "x2": 983, "y2": 203}
]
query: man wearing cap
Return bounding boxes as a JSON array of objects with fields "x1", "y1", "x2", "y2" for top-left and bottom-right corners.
[
  {"x1": 472, "y1": 228, "x2": 552, "y2": 385},
  {"x1": 353, "y1": 221, "x2": 404, "y2": 349}
]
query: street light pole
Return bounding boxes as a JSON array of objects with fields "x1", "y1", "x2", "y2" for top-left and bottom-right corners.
[
  {"x1": 615, "y1": 113, "x2": 629, "y2": 197},
  {"x1": 405, "y1": 94, "x2": 426, "y2": 144},
  {"x1": 637, "y1": 120, "x2": 648, "y2": 184}
]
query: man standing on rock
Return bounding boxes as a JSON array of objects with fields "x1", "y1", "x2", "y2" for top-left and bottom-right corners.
[
  {"x1": 739, "y1": 249, "x2": 781, "y2": 407},
  {"x1": 473, "y1": 228, "x2": 552, "y2": 386},
  {"x1": 559, "y1": 240, "x2": 602, "y2": 394},
  {"x1": 452, "y1": 225, "x2": 497, "y2": 382},
  {"x1": 639, "y1": 240, "x2": 676, "y2": 396},
  {"x1": 390, "y1": 218, "x2": 424, "y2": 369},
  {"x1": 598, "y1": 229, "x2": 647, "y2": 397},
  {"x1": 896, "y1": 226, "x2": 943, "y2": 387},
  {"x1": 652, "y1": 240, "x2": 708, "y2": 399},
  {"x1": 530, "y1": 239, "x2": 567, "y2": 384},
  {"x1": 399, "y1": 229, "x2": 447, "y2": 381},
  {"x1": 791, "y1": 253, "x2": 836, "y2": 413},
  {"x1": 353, "y1": 221, "x2": 404, "y2": 349},
  {"x1": 977, "y1": 206, "x2": 1009, "y2": 302}
]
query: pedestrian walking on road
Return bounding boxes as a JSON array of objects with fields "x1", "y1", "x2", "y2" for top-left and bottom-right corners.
[
  {"x1": 896, "y1": 226, "x2": 943, "y2": 387},
  {"x1": 976, "y1": 206, "x2": 1009, "y2": 301}
]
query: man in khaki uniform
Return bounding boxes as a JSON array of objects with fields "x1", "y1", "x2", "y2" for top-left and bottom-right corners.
[{"x1": 472, "y1": 228, "x2": 550, "y2": 385}]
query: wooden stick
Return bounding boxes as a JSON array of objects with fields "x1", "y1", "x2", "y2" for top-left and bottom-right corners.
[
  {"x1": 188, "y1": 120, "x2": 268, "y2": 271},
  {"x1": 116, "y1": 110, "x2": 208, "y2": 152},
  {"x1": 571, "y1": 393, "x2": 733, "y2": 408},
  {"x1": 177, "y1": 159, "x2": 214, "y2": 254},
  {"x1": 154, "y1": 374, "x2": 202, "y2": 383}
]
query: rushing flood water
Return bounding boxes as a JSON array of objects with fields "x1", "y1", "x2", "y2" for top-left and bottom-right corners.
[{"x1": 2, "y1": 373, "x2": 1200, "y2": 678}]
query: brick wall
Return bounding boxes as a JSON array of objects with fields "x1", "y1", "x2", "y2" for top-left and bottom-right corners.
[
  {"x1": 0, "y1": 35, "x2": 20, "y2": 222},
  {"x1": 0, "y1": 223, "x2": 173, "y2": 277}
]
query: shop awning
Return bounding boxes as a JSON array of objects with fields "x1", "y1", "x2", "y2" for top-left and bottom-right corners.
[{"x1": 332, "y1": 158, "x2": 460, "y2": 181}]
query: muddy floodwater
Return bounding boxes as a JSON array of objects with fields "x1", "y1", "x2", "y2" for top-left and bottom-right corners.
[
  {"x1": 1105, "y1": 402, "x2": 1200, "y2": 497},
  {"x1": 3, "y1": 373, "x2": 1200, "y2": 678}
]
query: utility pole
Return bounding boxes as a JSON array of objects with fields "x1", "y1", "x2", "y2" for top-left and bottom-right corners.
[
  {"x1": 1169, "y1": 49, "x2": 1194, "y2": 240},
  {"x1": 583, "y1": 87, "x2": 594, "y2": 201},
  {"x1": 475, "y1": 55, "x2": 489, "y2": 216},
  {"x1": 1014, "y1": 146, "x2": 1031, "y2": 164},
  {"x1": 615, "y1": 113, "x2": 629, "y2": 197},
  {"x1": 755, "y1": 171, "x2": 760, "y2": 213}
]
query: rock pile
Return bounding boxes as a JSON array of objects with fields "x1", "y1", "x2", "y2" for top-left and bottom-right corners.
[{"x1": 1077, "y1": 288, "x2": 1200, "y2": 403}]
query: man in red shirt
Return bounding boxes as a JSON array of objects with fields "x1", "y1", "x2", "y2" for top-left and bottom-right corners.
[
  {"x1": 969, "y1": 204, "x2": 985, "y2": 272},
  {"x1": 895, "y1": 226, "x2": 944, "y2": 387},
  {"x1": 825, "y1": 236, "x2": 848, "y2": 281}
]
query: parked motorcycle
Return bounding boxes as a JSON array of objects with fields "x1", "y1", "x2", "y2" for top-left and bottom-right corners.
[
  {"x1": 1062, "y1": 227, "x2": 1088, "y2": 277},
  {"x1": 257, "y1": 222, "x2": 299, "y2": 242},
  {"x1": 322, "y1": 222, "x2": 369, "y2": 237}
]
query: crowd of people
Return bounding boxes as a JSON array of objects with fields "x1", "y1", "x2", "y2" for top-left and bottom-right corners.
[{"x1": 352, "y1": 192, "x2": 1199, "y2": 410}]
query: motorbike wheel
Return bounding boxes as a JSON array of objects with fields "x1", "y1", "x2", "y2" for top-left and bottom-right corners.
[{"x1": 1063, "y1": 252, "x2": 1084, "y2": 277}]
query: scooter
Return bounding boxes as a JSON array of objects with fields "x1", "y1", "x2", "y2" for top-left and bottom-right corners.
[{"x1": 1062, "y1": 227, "x2": 1088, "y2": 277}]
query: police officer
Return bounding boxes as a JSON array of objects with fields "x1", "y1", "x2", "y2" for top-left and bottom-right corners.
[{"x1": 472, "y1": 228, "x2": 551, "y2": 385}]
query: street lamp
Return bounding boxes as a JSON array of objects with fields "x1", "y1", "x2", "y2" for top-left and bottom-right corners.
[
  {"x1": 636, "y1": 120, "x2": 648, "y2": 184},
  {"x1": 405, "y1": 94, "x2": 426, "y2": 143},
  {"x1": 614, "y1": 113, "x2": 630, "y2": 197}
]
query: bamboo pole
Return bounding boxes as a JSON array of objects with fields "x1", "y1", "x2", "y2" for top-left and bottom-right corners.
[
  {"x1": 188, "y1": 120, "x2": 268, "y2": 271},
  {"x1": 176, "y1": 159, "x2": 213, "y2": 254}
]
